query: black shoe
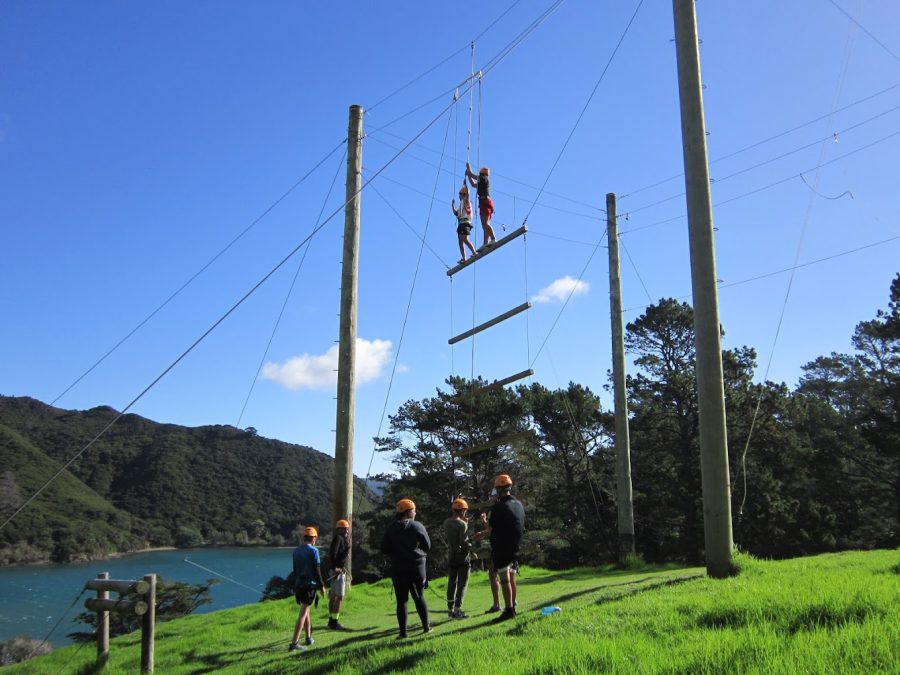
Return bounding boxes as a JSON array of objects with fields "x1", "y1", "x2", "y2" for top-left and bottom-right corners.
[
  {"x1": 451, "y1": 609, "x2": 468, "y2": 619},
  {"x1": 422, "y1": 625, "x2": 433, "y2": 634},
  {"x1": 397, "y1": 632, "x2": 408, "y2": 640},
  {"x1": 329, "y1": 620, "x2": 346, "y2": 630},
  {"x1": 492, "y1": 608, "x2": 516, "y2": 623},
  {"x1": 485, "y1": 605, "x2": 501, "y2": 614}
]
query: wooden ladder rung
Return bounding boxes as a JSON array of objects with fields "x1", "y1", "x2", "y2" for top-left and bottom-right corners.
[
  {"x1": 453, "y1": 429, "x2": 534, "y2": 458},
  {"x1": 448, "y1": 302, "x2": 531, "y2": 345},
  {"x1": 449, "y1": 369, "x2": 534, "y2": 402},
  {"x1": 446, "y1": 225, "x2": 528, "y2": 276}
]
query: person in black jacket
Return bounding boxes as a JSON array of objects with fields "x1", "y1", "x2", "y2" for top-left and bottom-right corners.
[
  {"x1": 381, "y1": 498, "x2": 432, "y2": 638},
  {"x1": 327, "y1": 519, "x2": 351, "y2": 630},
  {"x1": 488, "y1": 474, "x2": 525, "y2": 622}
]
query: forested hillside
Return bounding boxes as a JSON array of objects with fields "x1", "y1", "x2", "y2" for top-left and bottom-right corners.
[{"x1": 0, "y1": 397, "x2": 371, "y2": 565}]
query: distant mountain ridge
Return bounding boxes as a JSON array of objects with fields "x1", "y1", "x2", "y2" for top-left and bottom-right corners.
[{"x1": 0, "y1": 395, "x2": 371, "y2": 565}]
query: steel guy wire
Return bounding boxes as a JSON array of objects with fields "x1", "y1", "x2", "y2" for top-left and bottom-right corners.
[
  {"x1": 236, "y1": 148, "x2": 348, "y2": 429},
  {"x1": 623, "y1": 102, "x2": 900, "y2": 218},
  {"x1": 619, "y1": 126, "x2": 900, "y2": 236},
  {"x1": 520, "y1": 0, "x2": 645, "y2": 229},
  {"x1": 619, "y1": 81, "x2": 900, "y2": 201},
  {"x1": 357, "y1": 106, "x2": 456, "y2": 515},
  {"x1": 620, "y1": 235, "x2": 900, "y2": 315},
  {"x1": 48, "y1": 137, "x2": 348, "y2": 409},
  {"x1": 1, "y1": 98, "x2": 460, "y2": 532}
]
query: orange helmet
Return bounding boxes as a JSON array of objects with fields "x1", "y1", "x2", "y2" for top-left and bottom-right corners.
[
  {"x1": 451, "y1": 498, "x2": 469, "y2": 511},
  {"x1": 396, "y1": 498, "x2": 416, "y2": 513},
  {"x1": 303, "y1": 526, "x2": 318, "y2": 538},
  {"x1": 494, "y1": 474, "x2": 513, "y2": 487},
  {"x1": 336, "y1": 519, "x2": 350, "y2": 529}
]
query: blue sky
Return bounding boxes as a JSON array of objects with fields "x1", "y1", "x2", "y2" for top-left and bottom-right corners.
[{"x1": 2, "y1": 1, "x2": 898, "y2": 481}]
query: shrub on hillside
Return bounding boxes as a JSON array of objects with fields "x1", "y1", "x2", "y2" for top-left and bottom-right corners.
[{"x1": 0, "y1": 635, "x2": 52, "y2": 665}]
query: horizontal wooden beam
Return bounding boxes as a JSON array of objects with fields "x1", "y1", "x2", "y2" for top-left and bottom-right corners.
[
  {"x1": 448, "y1": 302, "x2": 531, "y2": 345},
  {"x1": 454, "y1": 429, "x2": 534, "y2": 458},
  {"x1": 85, "y1": 579, "x2": 150, "y2": 595},
  {"x1": 85, "y1": 598, "x2": 149, "y2": 615},
  {"x1": 447, "y1": 225, "x2": 528, "y2": 276},
  {"x1": 484, "y1": 368, "x2": 533, "y2": 391},
  {"x1": 450, "y1": 369, "x2": 534, "y2": 403}
]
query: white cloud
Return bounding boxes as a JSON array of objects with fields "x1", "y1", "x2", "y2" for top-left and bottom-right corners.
[
  {"x1": 532, "y1": 276, "x2": 590, "y2": 304},
  {"x1": 262, "y1": 338, "x2": 393, "y2": 390}
]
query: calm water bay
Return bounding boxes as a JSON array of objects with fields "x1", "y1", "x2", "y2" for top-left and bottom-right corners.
[{"x1": 0, "y1": 547, "x2": 293, "y2": 646}]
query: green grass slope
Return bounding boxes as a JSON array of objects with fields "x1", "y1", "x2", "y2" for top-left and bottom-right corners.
[{"x1": 12, "y1": 549, "x2": 899, "y2": 674}]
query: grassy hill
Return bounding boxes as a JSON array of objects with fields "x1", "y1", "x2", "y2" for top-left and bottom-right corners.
[
  {"x1": 0, "y1": 396, "x2": 373, "y2": 564},
  {"x1": 10, "y1": 549, "x2": 898, "y2": 673}
]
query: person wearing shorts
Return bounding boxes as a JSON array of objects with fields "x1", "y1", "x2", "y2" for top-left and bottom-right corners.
[
  {"x1": 327, "y1": 519, "x2": 351, "y2": 630},
  {"x1": 289, "y1": 526, "x2": 325, "y2": 651},
  {"x1": 452, "y1": 185, "x2": 477, "y2": 263},
  {"x1": 488, "y1": 474, "x2": 525, "y2": 622},
  {"x1": 465, "y1": 162, "x2": 498, "y2": 250}
]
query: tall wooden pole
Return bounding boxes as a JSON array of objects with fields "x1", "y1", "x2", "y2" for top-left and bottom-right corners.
[
  {"x1": 606, "y1": 193, "x2": 635, "y2": 559},
  {"x1": 672, "y1": 0, "x2": 733, "y2": 578},
  {"x1": 334, "y1": 105, "x2": 362, "y2": 570}
]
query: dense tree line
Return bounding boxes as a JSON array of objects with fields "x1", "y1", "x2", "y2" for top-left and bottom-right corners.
[
  {"x1": 0, "y1": 400, "x2": 372, "y2": 564},
  {"x1": 361, "y1": 275, "x2": 898, "y2": 571}
]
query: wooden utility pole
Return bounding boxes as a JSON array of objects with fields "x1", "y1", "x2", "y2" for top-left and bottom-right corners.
[
  {"x1": 606, "y1": 193, "x2": 635, "y2": 558},
  {"x1": 672, "y1": 0, "x2": 734, "y2": 578},
  {"x1": 334, "y1": 104, "x2": 363, "y2": 566}
]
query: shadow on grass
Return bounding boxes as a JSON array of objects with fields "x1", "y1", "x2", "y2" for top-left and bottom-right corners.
[
  {"x1": 534, "y1": 572, "x2": 704, "y2": 609},
  {"x1": 697, "y1": 601, "x2": 886, "y2": 634}
]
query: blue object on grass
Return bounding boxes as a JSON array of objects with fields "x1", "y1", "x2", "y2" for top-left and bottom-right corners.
[{"x1": 540, "y1": 606, "x2": 562, "y2": 616}]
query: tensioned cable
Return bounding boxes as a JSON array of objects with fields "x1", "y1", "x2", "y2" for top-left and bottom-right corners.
[
  {"x1": 545, "y1": 349, "x2": 604, "y2": 522},
  {"x1": 471, "y1": 67, "x2": 480, "y2": 379},
  {"x1": 236, "y1": 149, "x2": 348, "y2": 428},
  {"x1": 184, "y1": 557, "x2": 279, "y2": 600},
  {"x1": 738, "y1": 25, "x2": 860, "y2": 519},
  {"x1": 827, "y1": 0, "x2": 900, "y2": 64},
  {"x1": 530, "y1": 227, "x2": 609, "y2": 368},
  {"x1": 368, "y1": 125, "x2": 604, "y2": 214},
  {"x1": 524, "y1": 232, "x2": 532, "y2": 367},
  {"x1": 620, "y1": 126, "x2": 900, "y2": 235},
  {"x1": 366, "y1": 156, "x2": 603, "y2": 223},
  {"x1": 619, "y1": 82, "x2": 900, "y2": 200},
  {"x1": 28, "y1": 586, "x2": 88, "y2": 663},
  {"x1": 48, "y1": 1, "x2": 558, "y2": 412},
  {"x1": 1, "y1": 99, "x2": 460, "y2": 532},
  {"x1": 366, "y1": 0, "x2": 563, "y2": 135},
  {"x1": 621, "y1": 236, "x2": 899, "y2": 315},
  {"x1": 620, "y1": 237, "x2": 654, "y2": 305},
  {"x1": 48, "y1": 138, "x2": 348, "y2": 408},
  {"x1": 623, "y1": 103, "x2": 900, "y2": 217},
  {"x1": 367, "y1": 181, "x2": 450, "y2": 268},
  {"x1": 520, "y1": 0, "x2": 645, "y2": 229},
  {"x1": 367, "y1": 0, "x2": 525, "y2": 113},
  {"x1": 357, "y1": 108, "x2": 456, "y2": 513}
]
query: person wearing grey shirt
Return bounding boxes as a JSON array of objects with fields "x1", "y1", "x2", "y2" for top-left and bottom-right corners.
[{"x1": 443, "y1": 498, "x2": 472, "y2": 618}]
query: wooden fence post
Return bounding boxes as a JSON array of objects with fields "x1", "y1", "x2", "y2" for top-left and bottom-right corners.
[
  {"x1": 97, "y1": 572, "x2": 109, "y2": 666},
  {"x1": 141, "y1": 573, "x2": 156, "y2": 673}
]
